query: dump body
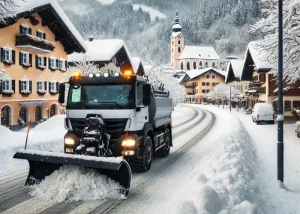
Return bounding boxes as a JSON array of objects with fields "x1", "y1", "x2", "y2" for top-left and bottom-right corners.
[{"x1": 149, "y1": 95, "x2": 172, "y2": 128}]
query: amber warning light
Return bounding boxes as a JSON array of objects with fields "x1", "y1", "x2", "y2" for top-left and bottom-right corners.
[{"x1": 72, "y1": 71, "x2": 82, "y2": 79}]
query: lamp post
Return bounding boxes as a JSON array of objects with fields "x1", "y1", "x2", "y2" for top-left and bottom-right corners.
[{"x1": 277, "y1": 0, "x2": 284, "y2": 183}]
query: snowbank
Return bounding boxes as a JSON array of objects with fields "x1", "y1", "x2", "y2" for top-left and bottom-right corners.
[
  {"x1": 173, "y1": 106, "x2": 262, "y2": 214},
  {"x1": 31, "y1": 166, "x2": 124, "y2": 202}
]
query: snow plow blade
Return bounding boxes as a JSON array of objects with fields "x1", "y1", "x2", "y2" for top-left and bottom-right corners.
[{"x1": 13, "y1": 149, "x2": 131, "y2": 196}]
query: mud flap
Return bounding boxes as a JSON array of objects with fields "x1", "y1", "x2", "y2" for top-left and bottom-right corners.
[{"x1": 13, "y1": 149, "x2": 131, "y2": 196}]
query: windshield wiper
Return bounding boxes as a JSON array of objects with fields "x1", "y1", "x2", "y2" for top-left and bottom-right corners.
[{"x1": 84, "y1": 102, "x2": 125, "y2": 109}]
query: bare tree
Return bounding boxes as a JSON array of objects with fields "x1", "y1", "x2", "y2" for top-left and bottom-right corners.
[{"x1": 68, "y1": 55, "x2": 99, "y2": 78}]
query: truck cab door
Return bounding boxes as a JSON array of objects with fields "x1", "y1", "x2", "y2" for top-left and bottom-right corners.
[{"x1": 135, "y1": 82, "x2": 149, "y2": 130}]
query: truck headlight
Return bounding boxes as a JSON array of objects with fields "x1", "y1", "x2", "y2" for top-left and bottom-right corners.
[
  {"x1": 122, "y1": 139, "x2": 135, "y2": 147},
  {"x1": 65, "y1": 138, "x2": 75, "y2": 145}
]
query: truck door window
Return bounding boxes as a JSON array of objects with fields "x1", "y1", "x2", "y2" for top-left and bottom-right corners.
[{"x1": 137, "y1": 83, "x2": 143, "y2": 106}]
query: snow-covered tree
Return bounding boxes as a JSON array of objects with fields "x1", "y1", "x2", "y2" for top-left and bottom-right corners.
[
  {"x1": 0, "y1": 0, "x2": 21, "y2": 23},
  {"x1": 252, "y1": 0, "x2": 300, "y2": 84},
  {"x1": 145, "y1": 63, "x2": 185, "y2": 105},
  {"x1": 68, "y1": 56, "x2": 99, "y2": 78},
  {"x1": 211, "y1": 83, "x2": 241, "y2": 99}
]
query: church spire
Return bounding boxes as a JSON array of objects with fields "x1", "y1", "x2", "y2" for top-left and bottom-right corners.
[{"x1": 172, "y1": 12, "x2": 182, "y2": 33}]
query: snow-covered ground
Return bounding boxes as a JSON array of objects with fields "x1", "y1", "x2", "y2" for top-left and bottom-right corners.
[{"x1": 1, "y1": 105, "x2": 300, "y2": 214}]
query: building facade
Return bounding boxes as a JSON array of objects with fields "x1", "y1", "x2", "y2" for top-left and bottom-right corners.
[{"x1": 0, "y1": 1, "x2": 86, "y2": 129}]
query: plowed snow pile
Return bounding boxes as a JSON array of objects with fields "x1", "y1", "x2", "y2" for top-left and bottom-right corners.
[{"x1": 31, "y1": 166, "x2": 124, "y2": 202}]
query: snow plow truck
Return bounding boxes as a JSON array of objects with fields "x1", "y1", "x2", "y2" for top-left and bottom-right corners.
[{"x1": 13, "y1": 39, "x2": 173, "y2": 196}]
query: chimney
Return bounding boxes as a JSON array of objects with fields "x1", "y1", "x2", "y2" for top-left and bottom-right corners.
[{"x1": 89, "y1": 35, "x2": 93, "y2": 42}]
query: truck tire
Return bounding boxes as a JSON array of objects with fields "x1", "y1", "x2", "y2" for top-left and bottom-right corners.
[
  {"x1": 157, "y1": 129, "x2": 170, "y2": 158},
  {"x1": 136, "y1": 136, "x2": 152, "y2": 172}
]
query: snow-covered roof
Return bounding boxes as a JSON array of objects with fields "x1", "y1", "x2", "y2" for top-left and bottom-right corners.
[
  {"x1": 131, "y1": 57, "x2": 144, "y2": 74},
  {"x1": 172, "y1": 24, "x2": 182, "y2": 29},
  {"x1": 68, "y1": 39, "x2": 132, "y2": 64},
  {"x1": 182, "y1": 68, "x2": 226, "y2": 82},
  {"x1": 225, "y1": 60, "x2": 244, "y2": 82},
  {"x1": 9, "y1": 0, "x2": 86, "y2": 53},
  {"x1": 179, "y1": 46, "x2": 220, "y2": 60},
  {"x1": 247, "y1": 41, "x2": 272, "y2": 71},
  {"x1": 241, "y1": 41, "x2": 272, "y2": 81}
]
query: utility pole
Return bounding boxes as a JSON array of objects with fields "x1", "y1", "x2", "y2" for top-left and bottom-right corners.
[
  {"x1": 229, "y1": 86, "x2": 232, "y2": 112},
  {"x1": 277, "y1": 0, "x2": 284, "y2": 183}
]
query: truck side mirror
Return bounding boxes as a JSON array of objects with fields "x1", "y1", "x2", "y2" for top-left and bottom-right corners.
[
  {"x1": 143, "y1": 84, "x2": 151, "y2": 105},
  {"x1": 58, "y1": 83, "x2": 66, "y2": 104}
]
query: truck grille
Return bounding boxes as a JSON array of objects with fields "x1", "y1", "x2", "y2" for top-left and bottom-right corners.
[{"x1": 69, "y1": 118, "x2": 128, "y2": 136}]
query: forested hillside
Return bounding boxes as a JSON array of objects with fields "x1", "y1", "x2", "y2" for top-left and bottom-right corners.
[{"x1": 58, "y1": 0, "x2": 261, "y2": 63}]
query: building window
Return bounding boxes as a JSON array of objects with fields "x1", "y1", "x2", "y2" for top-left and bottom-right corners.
[
  {"x1": 202, "y1": 82, "x2": 205, "y2": 86},
  {"x1": 199, "y1": 61, "x2": 202, "y2": 67},
  {"x1": 181, "y1": 62, "x2": 183, "y2": 70},
  {"x1": 172, "y1": 48, "x2": 173, "y2": 53},
  {"x1": 284, "y1": 100, "x2": 291, "y2": 111},
  {"x1": 212, "y1": 62, "x2": 216, "y2": 68},
  {"x1": 3, "y1": 49, "x2": 10, "y2": 61},
  {"x1": 19, "y1": 75, "x2": 31, "y2": 94},
  {"x1": 0, "y1": 74, "x2": 14, "y2": 94},
  {"x1": 36, "y1": 30, "x2": 45, "y2": 39},
  {"x1": 178, "y1": 47, "x2": 181, "y2": 53},
  {"x1": 172, "y1": 41, "x2": 174, "y2": 45},
  {"x1": 206, "y1": 82, "x2": 210, "y2": 86},
  {"x1": 293, "y1": 101, "x2": 300, "y2": 109},
  {"x1": 49, "y1": 79, "x2": 58, "y2": 94},
  {"x1": 212, "y1": 83, "x2": 218, "y2": 86},
  {"x1": 212, "y1": 75, "x2": 216, "y2": 79},
  {"x1": 202, "y1": 90, "x2": 206, "y2": 93},
  {"x1": 37, "y1": 76, "x2": 47, "y2": 94},
  {"x1": 187, "y1": 62, "x2": 190, "y2": 70},
  {"x1": 20, "y1": 25, "x2": 31, "y2": 35},
  {"x1": 58, "y1": 59, "x2": 66, "y2": 71},
  {"x1": 36, "y1": 55, "x2": 47, "y2": 69},
  {"x1": 193, "y1": 61, "x2": 196, "y2": 69},
  {"x1": 206, "y1": 75, "x2": 210, "y2": 79},
  {"x1": 19, "y1": 52, "x2": 32, "y2": 67},
  {"x1": 1, "y1": 47, "x2": 15, "y2": 65},
  {"x1": 178, "y1": 40, "x2": 180, "y2": 45},
  {"x1": 205, "y1": 62, "x2": 208, "y2": 68},
  {"x1": 206, "y1": 90, "x2": 210, "y2": 93},
  {"x1": 49, "y1": 57, "x2": 57, "y2": 70}
]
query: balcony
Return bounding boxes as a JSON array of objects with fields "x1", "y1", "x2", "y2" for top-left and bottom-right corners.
[
  {"x1": 16, "y1": 34, "x2": 55, "y2": 53},
  {"x1": 185, "y1": 82, "x2": 198, "y2": 88},
  {"x1": 186, "y1": 88, "x2": 195, "y2": 95}
]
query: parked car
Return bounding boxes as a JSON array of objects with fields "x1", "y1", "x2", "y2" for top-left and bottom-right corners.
[{"x1": 252, "y1": 103, "x2": 275, "y2": 124}]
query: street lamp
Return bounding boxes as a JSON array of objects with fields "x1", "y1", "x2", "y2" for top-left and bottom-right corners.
[{"x1": 277, "y1": 0, "x2": 284, "y2": 183}]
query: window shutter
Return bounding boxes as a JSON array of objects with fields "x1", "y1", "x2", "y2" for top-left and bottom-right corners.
[
  {"x1": 56, "y1": 82, "x2": 59, "y2": 92},
  {"x1": 48, "y1": 58, "x2": 51, "y2": 69},
  {"x1": 29, "y1": 28, "x2": 32, "y2": 35},
  {"x1": 19, "y1": 80, "x2": 22, "y2": 93},
  {"x1": 29, "y1": 54, "x2": 32, "y2": 67},
  {"x1": 19, "y1": 52, "x2": 22, "y2": 65},
  {"x1": 36, "y1": 81, "x2": 39, "y2": 93},
  {"x1": 48, "y1": 82, "x2": 51, "y2": 93},
  {"x1": 0, "y1": 48, "x2": 3, "y2": 62},
  {"x1": 44, "y1": 81, "x2": 47, "y2": 91},
  {"x1": 0, "y1": 80, "x2": 3, "y2": 94},
  {"x1": 43, "y1": 33, "x2": 46, "y2": 40},
  {"x1": 12, "y1": 80, "x2": 15, "y2": 93},
  {"x1": 56, "y1": 59, "x2": 59, "y2": 69},
  {"x1": 65, "y1": 61, "x2": 68, "y2": 71},
  {"x1": 44, "y1": 57, "x2": 47, "y2": 66},
  {"x1": 29, "y1": 80, "x2": 32, "y2": 93},
  {"x1": 35, "y1": 55, "x2": 38, "y2": 68},
  {"x1": 20, "y1": 25, "x2": 23, "y2": 34},
  {"x1": 12, "y1": 50, "x2": 15, "y2": 64}
]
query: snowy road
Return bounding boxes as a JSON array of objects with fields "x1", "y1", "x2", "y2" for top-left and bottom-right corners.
[{"x1": 0, "y1": 105, "x2": 216, "y2": 214}]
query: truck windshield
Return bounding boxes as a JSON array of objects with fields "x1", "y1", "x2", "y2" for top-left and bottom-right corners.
[{"x1": 68, "y1": 84, "x2": 134, "y2": 108}]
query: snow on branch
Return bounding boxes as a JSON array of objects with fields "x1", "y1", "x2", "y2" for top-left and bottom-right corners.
[
  {"x1": 145, "y1": 63, "x2": 185, "y2": 105},
  {"x1": 68, "y1": 55, "x2": 99, "y2": 78},
  {"x1": 210, "y1": 83, "x2": 241, "y2": 98},
  {"x1": 252, "y1": 0, "x2": 300, "y2": 84},
  {"x1": 0, "y1": 0, "x2": 22, "y2": 23}
]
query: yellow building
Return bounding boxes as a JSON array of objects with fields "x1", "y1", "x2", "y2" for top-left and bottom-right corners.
[
  {"x1": 0, "y1": 1, "x2": 86, "y2": 129},
  {"x1": 180, "y1": 68, "x2": 226, "y2": 103}
]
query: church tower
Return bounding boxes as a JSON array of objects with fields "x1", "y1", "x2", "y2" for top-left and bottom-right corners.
[{"x1": 171, "y1": 12, "x2": 184, "y2": 70}]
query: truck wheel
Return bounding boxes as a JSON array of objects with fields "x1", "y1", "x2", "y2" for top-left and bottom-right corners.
[
  {"x1": 157, "y1": 129, "x2": 170, "y2": 158},
  {"x1": 136, "y1": 136, "x2": 152, "y2": 172}
]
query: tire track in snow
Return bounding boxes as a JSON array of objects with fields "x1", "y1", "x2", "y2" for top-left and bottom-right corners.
[
  {"x1": 172, "y1": 107, "x2": 197, "y2": 128},
  {"x1": 86, "y1": 107, "x2": 215, "y2": 214}
]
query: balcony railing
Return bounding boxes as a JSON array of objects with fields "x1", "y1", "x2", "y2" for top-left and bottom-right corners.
[
  {"x1": 186, "y1": 88, "x2": 195, "y2": 95},
  {"x1": 185, "y1": 82, "x2": 198, "y2": 88},
  {"x1": 16, "y1": 34, "x2": 55, "y2": 53}
]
